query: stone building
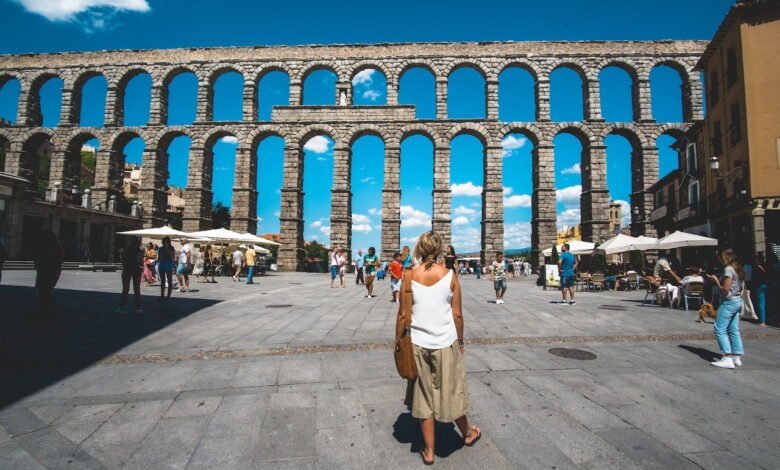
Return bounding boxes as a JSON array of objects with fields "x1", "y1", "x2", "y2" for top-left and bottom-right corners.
[{"x1": 0, "y1": 40, "x2": 708, "y2": 269}]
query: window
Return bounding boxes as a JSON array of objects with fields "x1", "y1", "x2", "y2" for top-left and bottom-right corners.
[
  {"x1": 668, "y1": 185, "x2": 676, "y2": 210},
  {"x1": 726, "y1": 48, "x2": 738, "y2": 88},
  {"x1": 685, "y1": 143, "x2": 698, "y2": 175},
  {"x1": 708, "y1": 70, "x2": 720, "y2": 107},
  {"x1": 688, "y1": 181, "x2": 700, "y2": 208},
  {"x1": 730, "y1": 103, "x2": 742, "y2": 146},
  {"x1": 711, "y1": 121, "x2": 723, "y2": 155}
]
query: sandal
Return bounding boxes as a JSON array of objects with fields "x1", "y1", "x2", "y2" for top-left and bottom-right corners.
[
  {"x1": 464, "y1": 426, "x2": 482, "y2": 446},
  {"x1": 419, "y1": 448, "x2": 434, "y2": 465}
]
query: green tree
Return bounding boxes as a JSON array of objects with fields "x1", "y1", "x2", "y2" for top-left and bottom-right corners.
[
  {"x1": 304, "y1": 240, "x2": 329, "y2": 261},
  {"x1": 551, "y1": 245, "x2": 559, "y2": 265},
  {"x1": 211, "y1": 202, "x2": 231, "y2": 229}
]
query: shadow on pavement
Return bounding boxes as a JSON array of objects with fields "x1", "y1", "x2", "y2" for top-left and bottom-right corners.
[
  {"x1": 393, "y1": 412, "x2": 464, "y2": 458},
  {"x1": 0, "y1": 285, "x2": 221, "y2": 409},
  {"x1": 678, "y1": 344, "x2": 720, "y2": 362}
]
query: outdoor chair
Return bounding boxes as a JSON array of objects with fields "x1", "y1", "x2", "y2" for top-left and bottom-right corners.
[
  {"x1": 627, "y1": 273, "x2": 642, "y2": 290},
  {"x1": 590, "y1": 273, "x2": 606, "y2": 291},
  {"x1": 682, "y1": 282, "x2": 705, "y2": 311},
  {"x1": 643, "y1": 276, "x2": 672, "y2": 307},
  {"x1": 575, "y1": 273, "x2": 590, "y2": 291}
]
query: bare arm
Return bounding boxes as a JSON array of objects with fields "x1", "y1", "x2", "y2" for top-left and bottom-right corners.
[
  {"x1": 451, "y1": 275, "x2": 464, "y2": 351},
  {"x1": 395, "y1": 272, "x2": 409, "y2": 343}
]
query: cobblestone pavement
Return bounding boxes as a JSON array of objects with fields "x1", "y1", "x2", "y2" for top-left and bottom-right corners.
[{"x1": 1, "y1": 271, "x2": 778, "y2": 469}]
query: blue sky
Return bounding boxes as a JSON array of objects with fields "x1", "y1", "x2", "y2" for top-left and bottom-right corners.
[{"x1": 0, "y1": 0, "x2": 734, "y2": 255}]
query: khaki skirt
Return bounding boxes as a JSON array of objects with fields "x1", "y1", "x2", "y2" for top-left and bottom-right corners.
[{"x1": 404, "y1": 342, "x2": 469, "y2": 422}]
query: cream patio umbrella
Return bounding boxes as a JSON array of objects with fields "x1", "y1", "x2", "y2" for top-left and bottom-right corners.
[
  {"x1": 116, "y1": 225, "x2": 209, "y2": 241},
  {"x1": 240, "y1": 232, "x2": 281, "y2": 246},
  {"x1": 658, "y1": 231, "x2": 718, "y2": 249},
  {"x1": 595, "y1": 234, "x2": 647, "y2": 255},
  {"x1": 542, "y1": 240, "x2": 596, "y2": 256},
  {"x1": 186, "y1": 228, "x2": 258, "y2": 244}
]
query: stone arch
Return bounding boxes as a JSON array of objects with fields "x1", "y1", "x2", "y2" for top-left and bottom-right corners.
[
  {"x1": 25, "y1": 71, "x2": 62, "y2": 126},
  {"x1": 109, "y1": 129, "x2": 145, "y2": 154},
  {"x1": 154, "y1": 126, "x2": 193, "y2": 150},
  {"x1": 69, "y1": 70, "x2": 106, "y2": 125},
  {"x1": 395, "y1": 60, "x2": 442, "y2": 81},
  {"x1": 344, "y1": 124, "x2": 389, "y2": 147},
  {"x1": 206, "y1": 65, "x2": 247, "y2": 86},
  {"x1": 197, "y1": 125, "x2": 247, "y2": 149},
  {"x1": 446, "y1": 122, "x2": 493, "y2": 146},
  {"x1": 496, "y1": 59, "x2": 542, "y2": 81},
  {"x1": 546, "y1": 59, "x2": 593, "y2": 81},
  {"x1": 115, "y1": 68, "x2": 152, "y2": 126},
  {"x1": 20, "y1": 130, "x2": 55, "y2": 194},
  {"x1": 297, "y1": 62, "x2": 344, "y2": 83},
  {"x1": 549, "y1": 122, "x2": 596, "y2": 145},
  {"x1": 497, "y1": 123, "x2": 545, "y2": 147},
  {"x1": 253, "y1": 62, "x2": 293, "y2": 83},
  {"x1": 443, "y1": 60, "x2": 489, "y2": 78},
  {"x1": 599, "y1": 123, "x2": 649, "y2": 148},
  {"x1": 392, "y1": 123, "x2": 444, "y2": 148},
  {"x1": 294, "y1": 124, "x2": 341, "y2": 149},
  {"x1": 55, "y1": 127, "x2": 103, "y2": 148},
  {"x1": 349, "y1": 61, "x2": 392, "y2": 84},
  {"x1": 595, "y1": 59, "x2": 639, "y2": 81},
  {"x1": 247, "y1": 124, "x2": 288, "y2": 150},
  {"x1": 649, "y1": 123, "x2": 689, "y2": 142},
  {"x1": 639, "y1": 58, "x2": 691, "y2": 81}
]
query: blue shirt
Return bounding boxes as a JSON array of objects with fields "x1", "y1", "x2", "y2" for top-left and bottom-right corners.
[
  {"x1": 560, "y1": 252, "x2": 576, "y2": 277},
  {"x1": 356, "y1": 256, "x2": 364, "y2": 269}
]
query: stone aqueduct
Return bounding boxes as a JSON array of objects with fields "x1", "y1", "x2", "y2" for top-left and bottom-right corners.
[{"x1": 0, "y1": 41, "x2": 707, "y2": 270}]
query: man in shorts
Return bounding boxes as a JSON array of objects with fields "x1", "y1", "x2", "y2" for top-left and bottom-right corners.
[
  {"x1": 176, "y1": 238, "x2": 191, "y2": 292},
  {"x1": 558, "y1": 243, "x2": 578, "y2": 305},
  {"x1": 389, "y1": 252, "x2": 403, "y2": 303},
  {"x1": 491, "y1": 251, "x2": 507, "y2": 304}
]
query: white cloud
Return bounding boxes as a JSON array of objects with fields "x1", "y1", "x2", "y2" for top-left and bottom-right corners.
[
  {"x1": 470, "y1": 202, "x2": 480, "y2": 208},
  {"x1": 219, "y1": 136, "x2": 238, "y2": 145},
  {"x1": 504, "y1": 222, "x2": 532, "y2": 249},
  {"x1": 451, "y1": 182, "x2": 482, "y2": 197},
  {"x1": 352, "y1": 69, "x2": 375, "y2": 85},
  {"x1": 454, "y1": 205, "x2": 477, "y2": 216},
  {"x1": 360, "y1": 176, "x2": 376, "y2": 184},
  {"x1": 556, "y1": 185, "x2": 582, "y2": 205},
  {"x1": 352, "y1": 213, "x2": 370, "y2": 224},
  {"x1": 320, "y1": 226, "x2": 331, "y2": 236},
  {"x1": 615, "y1": 199, "x2": 632, "y2": 227},
  {"x1": 561, "y1": 163, "x2": 581, "y2": 175},
  {"x1": 311, "y1": 235, "x2": 318, "y2": 240},
  {"x1": 310, "y1": 220, "x2": 323, "y2": 228},
  {"x1": 558, "y1": 208, "x2": 581, "y2": 228},
  {"x1": 367, "y1": 208, "x2": 381, "y2": 216},
  {"x1": 503, "y1": 186, "x2": 513, "y2": 196},
  {"x1": 362, "y1": 90, "x2": 381, "y2": 101},
  {"x1": 501, "y1": 135, "x2": 528, "y2": 157},
  {"x1": 14, "y1": 0, "x2": 151, "y2": 32},
  {"x1": 401, "y1": 236, "x2": 419, "y2": 244},
  {"x1": 273, "y1": 211, "x2": 280, "y2": 217},
  {"x1": 304, "y1": 135, "x2": 331, "y2": 154},
  {"x1": 504, "y1": 194, "x2": 532, "y2": 208},
  {"x1": 452, "y1": 216, "x2": 470, "y2": 226},
  {"x1": 353, "y1": 224, "x2": 372, "y2": 233},
  {"x1": 400, "y1": 205, "x2": 431, "y2": 228},
  {"x1": 451, "y1": 227, "x2": 481, "y2": 253}
]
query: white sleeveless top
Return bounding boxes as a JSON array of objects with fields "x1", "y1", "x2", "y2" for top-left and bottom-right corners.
[{"x1": 410, "y1": 270, "x2": 457, "y2": 349}]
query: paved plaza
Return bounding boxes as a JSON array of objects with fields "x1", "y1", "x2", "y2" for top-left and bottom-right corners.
[{"x1": 1, "y1": 270, "x2": 779, "y2": 469}]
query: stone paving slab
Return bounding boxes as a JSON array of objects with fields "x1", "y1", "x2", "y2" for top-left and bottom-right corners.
[{"x1": 1, "y1": 271, "x2": 779, "y2": 469}]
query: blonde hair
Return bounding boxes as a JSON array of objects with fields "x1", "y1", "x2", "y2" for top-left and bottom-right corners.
[
  {"x1": 720, "y1": 248, "x2": 745, "y2": 280},
  {"x1": 413, "y1": 231, "x2": 444, "y2": 269}
]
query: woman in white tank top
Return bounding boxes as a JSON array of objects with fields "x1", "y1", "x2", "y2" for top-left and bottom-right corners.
[{"x1": 396, "y1": 231, "x2": 481, "y2": 465}]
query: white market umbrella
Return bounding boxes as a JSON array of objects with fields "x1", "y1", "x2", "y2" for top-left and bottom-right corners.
[
  {"x1": 253, "y1": 245, "x2": 271, "y2": 255},
  {"x1": 658, "y1": 231, "x2": 718, "y2": 249},
  {"x1": 241, "y1": 232, "x2": 281, "y2": 246},
  {"x1": 543, "y1": 240, "x2": 596, "y2": 256},
  {"x1": 596, "y1": 234, "x2": 649, "y2": 255},
  {"x1": 634, "y1": 235, "x2": 660, "y2": 251},
  {"x1": 187, "y1": 228, "x2": 257, "y2": 244},
  {"x1": 117, "y1": 225, "x2": 208, "y2": 241}
]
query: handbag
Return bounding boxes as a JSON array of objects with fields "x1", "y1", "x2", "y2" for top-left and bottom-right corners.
[
  {"x1": 394, "y1": 270, "x2": 417, "y2": 380},
  {"x1": 740, "y1": 288, "x2": 757, "y2": 320}
]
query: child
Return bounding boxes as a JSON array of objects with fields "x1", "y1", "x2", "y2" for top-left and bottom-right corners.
[{"x1": 389, "y1": 252, "x2": 403, "y2": 303}]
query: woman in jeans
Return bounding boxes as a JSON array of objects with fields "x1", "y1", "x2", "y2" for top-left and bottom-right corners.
[
  {"x1": 396, "y1": 231, "x2": 481, "y2": 465},
  {"x1": 751, "y1": 253, "x2": 769, "y2": 327},
  {"x1": 157, "y1": 236, "x2": 175, "y2": 301},
  {"x1": 705, "y1": 248, "x2": 745, "y2": 369}
]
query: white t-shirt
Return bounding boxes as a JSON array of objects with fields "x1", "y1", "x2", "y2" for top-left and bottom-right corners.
[
  {"x1": 178, "y1": 244, "x2": 191, "y2": 265},
  {"x1": 232, "y1": 250, "x2": 243, "y2": 266}
]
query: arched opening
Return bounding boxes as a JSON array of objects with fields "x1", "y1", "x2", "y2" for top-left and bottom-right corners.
[
  {"x1": 302, "y1": 134, "x2": 335, "y2": 243},
  {"x1": 206, "y1": 134, "x2": 239, "y2": 227},
  {"x1": 76, "y1": 74, "x2": 107, "y2": 127},
  {"x1": 257, "y1": 71, "x2": 289, "y2": 121},
  {"x1": 255, "y1": 135, "x2": 285, "y2": 235},
  {"x1": 650, "y1": 64, "x2": 685, "y2": 122},
  {"x1": 65, "y1": 134, "x2": 100, "y2": 194},
  {"x1": 120, "y1": 71, "x2": 151, "y2": 126},
  {"x1": 450, "y1": 133, "x2": 485, "y2": 254},
  {"x1": 447, "y1": 66, "x2": 486, "y2": 119},
  {"x1": 211, "y1": 70, "x2": 244, "y2": 122},
  {"x1": 164, "y1": 70, "x2": 197, "y2": 125},
  {"x1": 21, "y1": 133, "x2": 54, "y2": 196},
  {"x1": 400, "y1": 134, "x2": 433, "y2": 244},
  {"x1": 498, "y1": 67, "x2": 536, "y2": 122},
  {"x1": 657, "y1": 133, "x2": 679, "y2": 179},
  {"x1": 605, "y1": 133, "x2": 636, "y2": 233},
  {"x1": 554, "y1": 132, "x2": 586, "y2": 235},
  {"x1": 0, "y1": 77, "x2": 21, "y2": 123},
  {"x1": 599, "y1": 65, "x2": 635, "y2": 122},
  {"x1": 350, "y1": 134, "x2": 384, "y2": 256},
  {"x1": 351, "y1": 68, "x2": 387, "y2": 105},
  {"x1": 398, "y1": 66, "x2": 435, "y2": 119},
  {"x1": 111, "y1": 133, "x2": 145, "y2": 214},
  {"x1": 161, "y1": 134, "x2": 191, "y2": 228},
  {"x1": 502, "y1": 132, "x2": 535, "y2": 250},
  {"x1": 31, "y1": 75, "x2": 64, "y2": 127},
  {"x1": 302, "y1": 68, "x2": 337, "y2": 105},
  {"x1": 550, "y1": 66, "x2": 585, "y2": 122}
]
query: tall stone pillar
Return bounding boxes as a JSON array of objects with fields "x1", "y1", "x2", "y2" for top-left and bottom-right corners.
[
  {"x1": 242, "y1": 80, "x2": 256, "y2": 122},
  {"x1": 23, "y1": 84, "x2": 42, "y2": 127},
  {"x1": 47, "y1": 149, "x2": 68, "y2": 193},
  {"x1": 138, "y1": 148, "x2": 168, "y2": 227},
  {"x1": 103, "y1": 86, "x2": 118, "y2": 127},
  {"x1": 58, "y1": 87, "x2": 75, "y2": 127},
  {"x1": 15, "y1": 82, "x2": 31, "y2": 126},
  {"x1": 386, "y1": 75, "x2": 398, "y2": 106},
  {"x1": 630, "y1": 146, "x2": 657, "y2": 237},
  {"x1": 685, "y1": 72, "x2": 704, "y2": 121},
  {"x1": 585, "y1": 79, "x2": 603, "y2": 121},
  {"x1": 580, "y1": 144, "x2": 610, "y2": 243},
  {"x1": 435, "y1": 79, "x2": 447, "y2": 119},
  {"x1": 195, "y1": 78, "x2": 212, "y2": 122},
  {"x1": 330, "y1": 146, "x2": 351, "y2": 254},
  {"x1": 278, "y1": 146, "x2": 304, "y2": 271},
  {"x1": 148, "y1": 84, "x2": 164, "y2": 126},
  {"x1": 92, "y1": 149, "x2": 123, "y2": 210},
  {"x1": 381, "y1": 145, "x2": 401, "y2": 259},
  {"x1": 482, "y1": 145, "x2": 504, "y2": 260},
  {"x1": 182, "y1": 146, "x2": 213, "y2": 231},
  {"x1": 486, "y1": 79, "x2": 499, "y2": 120},
  {"x1": 537, "y1": 78, "x2": 551, "y2": 121},
  {"x1": 3, "y1": 143, "x2": 22, "y2": 176},
  {"x1": 637, "y1": 79, "x2": 653, "y2": 122},
  {"x1": 289, "y1": 79, "x2": 302, "y2": 106},
  {"x1": 432, "y1": 146, "x2": 451, "y2": 246},
  {"x1": 231, "y1": 146, "x2": 258, "y2": 233},
  {"x1": 532, "y1": 144, "x2": 557, "y2": 268}
]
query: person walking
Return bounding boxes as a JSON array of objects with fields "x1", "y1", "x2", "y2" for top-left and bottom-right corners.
[
  {"x1": 491, "y1": 251, "x2": 508, "y2": 304},
  {"x1": 355, "y1": 249, "x2": 365, "y2": 285},
  {"x1": 475, "y1": 261, "x2": 482, "y2": 280},
  {"x1": 363, "y1": 247, "x2": 379, "y2": 298},
  {"x1": 176, "y1": 238, "x2": 192, "y2": 293},
  {"x1": 142, "y1": 242, "x2": 157, "y2": 286},
  {"x1": 118, "y1": 237, "x2": 144, "y2": 314},
  {"x1": 34, "y1": 230, "x2": 63, "y2": 315},
  {"x1": 157, "y1": 237, "x2": 175, "y2": 301},
  {"x1": 338, "y1": 249, "x2": 347, "y2": 288},
  {"x1": 329, "y1": 247, "x2": 340, "y2": 288},
  {"x1": 401, "y1": 245, "x2": 413, "y2": 269},
  {"x1": 396, "y1": 231, "x2": 481, "y2": 465},
  {"x1": 245, "y1": 245, "x2": 257, "y2": 284},
  {"x1": 389, "y1": 252, "x2": 403, "y2": 303},
  {"x1": 232, "y1": 247, "x2": 243, "y2": 282},
  {"x1": 751, "y1": 254, "x2": 768, "y2": 328},
  {"x1": 706, "y1": 249, "x2": 746, "y2": 369},
  {"x1": 444, "y1": 245, "x2": 457, "y2": 276},
  {"x1": 559, "y1": 243, "x2": 578, "y2": 305}
]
